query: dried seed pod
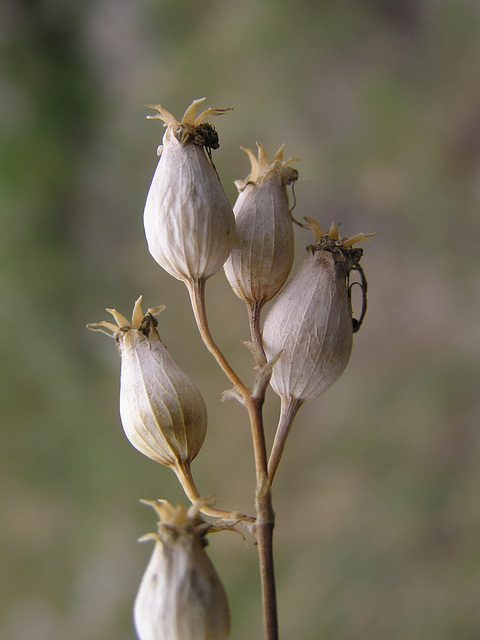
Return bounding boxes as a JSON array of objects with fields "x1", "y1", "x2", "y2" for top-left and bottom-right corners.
[
  {"x1": 263, "y1": 223, "x2": 373, "y2": 401},
  {"x1": 144, "y1": 98, "x2": 235, "y2": 283},
  {"x1": 87, "y1": 296, "x2": 207, "y2": 469},
  {"x1": 134, "y1": 500, "x2": 230, "y2": 640},
  {"x1": 263, "y1": 222, "x2": 373, "y2": 480},
  {"x1": 223, "y1": 143, "x2": 298, "y2": 307}
]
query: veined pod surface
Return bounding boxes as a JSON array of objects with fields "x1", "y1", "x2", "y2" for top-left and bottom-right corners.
[
  {"x1": 224, "y1": 143, "x2": 298, "y2": 307},
  {"x1": 87, "y1": 297, "x2": 207, "y2": 469},
  {"x1": 134, "y1": 500, "x2": 230, "y2": 640},
  {"x1": 263, "y1": 223, "x2": 372, "y2": 403},
  {"x1": 144, "y1": 98, "x2": 235, "y2": 283},
  {"x1": 264, "y1": 222, "x2": 374, "y2": 480}
]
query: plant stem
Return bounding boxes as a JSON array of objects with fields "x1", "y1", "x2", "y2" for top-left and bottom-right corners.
[
  {"x1": 247, "y1": 396, "x2": 278, "y2": 640},
  {"x1": 186, "y1": 278, "x2": 250, "y2": 398},
  {"x1": 174, "y1": 461, "x2": 254, "y2": 523},
  {"x1": 248, "y1": 300, "x2": 266, "y2": 359},
  {"x1": 255, "y1": 481, "x2": 277, "y2": 640},
  {"x1": 268, "y1": 396, "x2": 303, "y2": 483},
  {"x1": 187, "y1": 277, "x2": 278, "y2": 639}
]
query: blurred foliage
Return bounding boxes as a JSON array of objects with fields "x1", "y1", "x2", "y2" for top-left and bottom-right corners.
[{"x1": 1, "y1": 0, "x2": 480, "y2": 638}]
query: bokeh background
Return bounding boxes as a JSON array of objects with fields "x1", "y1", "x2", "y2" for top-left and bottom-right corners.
[{"x1": 1, "y1": 1, "x2": 480, "y2": 638}]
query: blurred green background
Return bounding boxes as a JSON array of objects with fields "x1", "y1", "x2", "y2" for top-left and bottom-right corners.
[{"x1": 1, "y1": 1, "x2": 479, "y2": 638}]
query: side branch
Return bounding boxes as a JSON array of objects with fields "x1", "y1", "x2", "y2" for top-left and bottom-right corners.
[
  {"x1": 248, "y1": 300, "x2": 266, "y2": 358},
  {"x1": 173, "y1": 461, "x2": 254, "y2": 523},
  {"x1": 186, "y1": 278, "x2": 250, "y2": 398},
  {"x1": 268, "y1": 397, "x2": 303, "y2": 483}
]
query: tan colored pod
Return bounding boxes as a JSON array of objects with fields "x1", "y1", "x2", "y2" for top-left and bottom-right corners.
[
  {"x1": 87, "y1": 297, "x2": 207, "y2": 468},
  {"x1": 263, "y1": 224, "x2": 372, "y2": 402},
  {"x1": 263, "y1": 249, "x2": 352, "y2": 402},
  {"x1": 223, "y1": 143, "x2": 297, "y2": 306},
  {"x1": 143, "y1": 98, "x2": 235, "y2": 283},
  {"x1": 134, "y1": 500, "x2": 230, "y2": 640}
]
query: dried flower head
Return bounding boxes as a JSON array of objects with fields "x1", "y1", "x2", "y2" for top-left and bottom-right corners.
[
  {"x1": 134, "y1": 499, "x2": 230, "y2": 640},
  {"x1": 143, "y1": 98, "x2": 235, "y2": 283},
  {"x1": 224, "y1": 143, "x2": 298, "y2": 308},
  {"x1": 87, "y1": 296, "x2": 207, "y2": 469}
]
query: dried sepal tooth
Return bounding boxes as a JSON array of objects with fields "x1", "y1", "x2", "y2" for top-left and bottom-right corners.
[
  {"x1": 146, "y1": 98, "x2": 231, "y2": 129},
  {"x1": 234, "y1": 141, "x2": 299, "y2": 191},
  {"x1": 131, "y1": 295, "x2": 145, "y2": 328},
  {"x1": 88, "y1": 297, "x2": 207, "y2": 469},
  {"x1": 143, "y1": 98, "x2": 235, "y2": 283},
  {"x1": 134, "y1": 500, "x2": 231, "y2": 640},
  {"x1": 224, "y1": 143, "x2": 298, "y2": 308}
]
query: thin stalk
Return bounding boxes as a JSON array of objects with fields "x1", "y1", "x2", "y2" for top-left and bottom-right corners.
[
  {"x1": 186, "y1": 278, "x2": 250, "y2": 398},
  {"x1": 248, "y1": 300, "x2": 266, "y2": 359},
  {"x1": 174, "y1": 461, "x2": 254, "y2": 523},
  {"x1": 246, "y1": 396, "x2": 278, "y2": 640},
  {"x1": 268, "y1": 397, "x2": 303, "y2": 483},
  {"x1": 187, "y1": 276, "x2": 278, "y2": 639}
]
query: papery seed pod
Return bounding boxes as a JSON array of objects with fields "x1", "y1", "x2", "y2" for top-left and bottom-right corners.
[
  {"x1": 223, "y1": 143, "x2": 298, "y2": 308},
  {"x1": 263, "y1": 222, "x2": 373, "y2": 480},
  {"x1": 87, "y1": 296, "x2": 207, "y2": 469},
  {"x1": 134, "y1": 500, "x2": 231, "y2": 640},
  {"x1": 144, "y1": 98, "x2": 235, "y2": 283}
]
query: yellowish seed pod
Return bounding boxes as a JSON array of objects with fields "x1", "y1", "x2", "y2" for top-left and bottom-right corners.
[
  {"x1": 87, "y1": 297, "x2": 207, "y2": 469},
  {"x1": 143, "y1": 98, "x2": 235, "y2": 283},
  {"x1": 134, "y1": 500, "x2": 231, "y2": 640},
  {"x1": 223, "y1": 143, "x2": 298, "y2": 307}
]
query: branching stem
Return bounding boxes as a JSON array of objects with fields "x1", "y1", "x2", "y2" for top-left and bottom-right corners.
[
  {"x1": 174, "y1": 461, "x2": 254, "y2": 523},
  {"x1": 187, "y1": 277, "x2": 278, "y2": 640}
]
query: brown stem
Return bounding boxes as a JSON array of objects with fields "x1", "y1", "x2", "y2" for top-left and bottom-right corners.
[
  {"x1": 246, "y1": 396, "x2": 278, "y2": 640},
  {"x1": 173, "y1": 461, "x2": 254, "y2": 523},
  {"x1": 268, "y1": 397, "x2": 303, "y2": 483},
  {"x1": 187, "y1": 277, "x2": 278, "y2": 638},
  {"x1": 186, "y1": 278, "x2": 250, "y2": 398},
  {"x1": 248, "y1": 300, "x2": 266, "y2": 359},
  {"x1": 254, "y1": 476, "x2": 277, "y2": 640},
  {"x1": 246, "y1": 396, "x2": 268, "y2": 475}
]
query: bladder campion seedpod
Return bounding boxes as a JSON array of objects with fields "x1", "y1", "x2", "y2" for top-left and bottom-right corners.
[
  {"x1": 143, "y1": 98, "x2": 236, "y2": 284},
  {"x1": 263, "y1": 221, "x2": 374, "y2": 480},
  {"x1": 134, "y1": 499, "x2": 231, "y2": 640},
  {"x1": 223, "y1": 142, "x2": 298, "y2": 308},
  {"x1": 87, "y1": 296, "x2": 207, "y2": 471}
]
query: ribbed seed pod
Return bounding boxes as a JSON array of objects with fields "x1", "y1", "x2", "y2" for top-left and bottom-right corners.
[
  {"x1": 263, "y1": 223, "x2": 373, "y2": 480},
  {"x1": 144, "y1": 98, "x2": 235, "y2": 283},
  {"x1": 87, "y1": 296, "x2": 207, "y2": 469},
  {"x1": 263, "y1": 248, "x2": 349, "y2": 402},
  {"x1": 223, "y1": 143, "x2": 298, "y2": 307},
  {"x1": 264, "y1": 223, "x2": 372, "y2": 401},
  {"x1": 134, "y1": 500, "x2": 230, "y2": 640}
]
